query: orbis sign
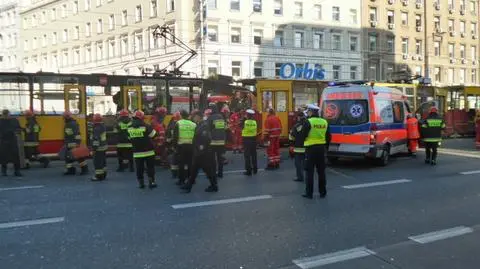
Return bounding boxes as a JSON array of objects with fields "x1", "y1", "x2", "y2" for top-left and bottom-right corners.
[{"x1": 279, "y1": 63, "x2": 326, "y2": 80}]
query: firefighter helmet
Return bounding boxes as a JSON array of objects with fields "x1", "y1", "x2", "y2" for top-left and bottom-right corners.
[
  {"x1": 63, "y1": 111, "x2": 73, "y2": 119},
  {"x1": 93, "y1": 113, "x2": 103, "y2": 123},
  {"x1": 155, "y1": 107, "x2": 167, "y2": 115},
  {"x1": 119, "y1": 109, "x2": 129, "y2": 117},
  {"x1": 429, "y1": 106, "x2": 438, "y2": 114},
  {"x1": 24, "y1": 110, "x2": 34, "y2": 117},
  {"x1": 173, "y1": 111, "x2": 181, "y2": 121},
  {"x1": 203, "y1": 109, "x2": 212, "y2": 117},
  {"x1": 134, "y1": 110, "x2": 145, "y2": 120}
]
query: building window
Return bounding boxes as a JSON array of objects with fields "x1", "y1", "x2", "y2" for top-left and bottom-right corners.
[
  {"x1": 23, "y1": 40, "x2": 28, "y2": 51},
  {"x1": 448, "y1": 19, "x2": 455, "y2": 32},
  {"x1": 51, "y1": 8, "x2": 56, "y2": 21},
  {"x1": 230, "y1": 0, "x2": 240, "y2": 11},
  {"x1": 86, "y1": 22, "x2": 91, "y2": 37},
  {"x1": 85, "y1": 45, "x2": 91, "y2": 62},
  {"x1": 74, "y1": 26, "x2": 80, "y2": 40},
  {"x1": 208, "y1": 0, "x2": 217, "y2": 9},
  {"x1": 294, "y1": 32, "x2": 304, "y2": 48},
  {"x1": 63, "y1": 29, "x2": 68, "y2": 42},
  {"x1": 401, "y1": 38, "x2": 409, "y2": 54},
  {"x1": 97, "y1": 19, "x2": 103, "y2": 34},
  {"x1": 448, "y1": 0, "x2": 454, "y2": 9},
  {"x1": 369, "y1": 34, "x2": 377, "y2": 51},
  {"x1": 121, "y1": 35, "x2": 128, "y2": 55},
  {"x1": 448, "y1": 68, "x2": 454, "y2": 84},
  {"x1": 232, "y1": 61, "x2": 241, "y2": 77},
  {"x1": 401, "y1": 12, "x2": 408, "y2": 26},
  {"x1": 122, "y1": 10, "x2": 128, "y2": 26},
  {"x1": 350, "y1": 66, "x2": 357, "y2": 80},
  {"x1": 434, "y1": 67, "x2": 441, "y2": 82},
  {"x1": 387, "y1": 10, "x2": 394, "y2": 24},
  {"x1": 460, "y1": 21, "x2": 466, "y2": 34},
  {"x1": 448, "y1": 43, "x2": 455, "y2": 58},
  {"x1": 109, "y1": 15, "x2": 115, "y2": 30},
  {"x1": 52, "y1": 32, "x2": 57, "y2": 45},
  {"x1": 274, "y1": 0, "x2": 283, "y2": 15},
  {"x1": 434, "y1": 16, "x2": 440, "y2": 30},
  {"x1": 96, "y1": 0, "x2": 103, "y2": 7},
  {"x1": 333, "y1": 65, "x2": 341, "y2": 80},
  {"x1": 274, "y1": 30, "x2": 284, "y2": 47},
  {"x1": 434, "y1": 41, "x2": 441, "y2": 56},
  {"x1": 207, "y1": 25, "x2": 218, "y2": 42},
  {"x1": 41, "y1": 11, "x2": 46, "y2": 24},
  {"x1": 332, "y1": 6, "x2": 340, "y2": 21},
  {"x1": 294, "y1": 2, "x2": 303, "y2": 17},
  {"x1": 42, "y1": 34, "x2": 47, "y2": 47},
  {"x1": 415, "y1": 66, "x2": 422, "y2": 76},
  {"x1": 167, "y1": 0, "x2": 175, "y2": 12},
  {"x1": 135, "y1": 32, "x2": 143, "y2": 52},
  {"x1": 231, "y1": 27, "x2": 241, "y2": 43},
  {"x1": 253, "y1": 30, "x2": 262, "y2": 45},
  {"x1": 62, "y1": 49, "x2": 69, "y2": 66},
  {"x1": 472, "y1": 69, "x2": 477, "y2": 84},
  {"x1": 73, "y1": 48, "x2": 80, "y2": 65},
  {"x1": 471, "y1": 45, "x2": 477, "y2": 60},
  {"x1": 135, "y1": 5, "x2": 142, "y2": 22},
  {"x1": 471, "y1": 1, "x2": 477, "y2": 15},
  {"x1": 386, "y1": 36, "x2": 394, "y2": 53},
  {"x1": 369, "y1": 7, "x2": 377, "y2": 22},
  {"x1": 350, "y1": 36, "x2": 358, "y2": 51},
  {"x1": 332, "y1": 34, "x2": 341, "y2": 50},
  {"x1": 472, "y1": 22, "x2": 477, "y2": 35},
  {"x1": 85, "y1": 0, "x2": 91, "y2": 11},
  {"x1": 73, "y1": 1, "x2": 79, "y2": 14},
  {"x1": 459, "y1": 69, "x2": 466, "y2": 84},
  {"x1": 415, "y1": 14, "x2": 422, "y2": 27},
  {"x1": 415, "y1": 39, "x2": 422, "y2": 55},
  {"x1": 208, "y1": 60, "x2": 218, "y2": 76},
  {"x1": 253, "y1": 0, "x2": 262, "y2": 12},
  {"x1": 254, "y1": 62, "x2": 263, "y2": 77},
  {"x1": 460, "y1": 44, "x2": 466, "y2": 58},
  {"x1": 275, "y1": 63, "x2": 283, "y2": 76},
  {"x1": 313, "y1": 32, "x2": 324, "y2": 49},
  {"x1": 109, "y1": 40, "x2": 116, "y2": 58},
  {"x1": 150, "y1": 0, "x2": 158, "y2": 17},
  {"x1": 96, "y1": 42, "x2": 103, "y2": 60},
  {"x1": 314, "y1": 5, "x2": 322, "y2": 20},
  {"x1": 61, "y1": 4, "x2": 67, "y2": 18},
  {"x1": 349, "y1": 9, "x2": 357, "y2": 24}
]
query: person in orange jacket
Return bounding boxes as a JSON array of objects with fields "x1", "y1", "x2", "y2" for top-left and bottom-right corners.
[
  {"x1": 264, "y1": 108, "x2": 282, "y2": 169},
  {"x1": 151, "y1": 107, "x2": 167, "y2": 166},
  {"x1": 406, "y1": 113, "x2": 420, "y2": 156},
  {"x1": 229, "y1": 108, "x2": 243, "y2": 153}
]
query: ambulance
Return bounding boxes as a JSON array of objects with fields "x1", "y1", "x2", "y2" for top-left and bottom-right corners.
[{"x1": 320, "y1": 81, "x2": 412, "y2": 166}]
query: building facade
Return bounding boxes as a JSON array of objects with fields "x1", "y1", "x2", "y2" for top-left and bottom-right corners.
[
  {"x1": 0, "y1": 0, "x2": 21, "y2": 71},
  {"x1": 19, "y1": 0, "x2": 363, "y2": 80},
  {"x1": 363, "y1": 0, "x2": 479, "y2": 86}
]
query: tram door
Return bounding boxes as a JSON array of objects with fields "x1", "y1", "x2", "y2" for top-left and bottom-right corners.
[
  {"x1": 64, "y1": 85, "x2": 87, "y2": 146},
  {"x1": 122, "y1": 86, "x2": 142, "y2": 113},
  {"x1": 259, "y1": 89, "x2": 290, "y2": 140}
]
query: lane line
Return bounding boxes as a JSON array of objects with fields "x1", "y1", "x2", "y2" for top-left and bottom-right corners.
[
  {"x1": 460, "y1": 170, "x2": 480, "y2": 175},
  {"x1": 199, "y1": 169, "x2": 265, "y2": 176},
  {"x1": 172, "y1": 195, "x2": 273, "y2": 209},
  {"x1": 408, "y1": 226, "x2": 473, "y2": 244},
  {"x1": 0, "y1": 185, "x2": 44, "y2": 192},
  {"x1": 418, "y1": 148, "x2": 480, "y2": 159},
  {"x1": 342, "y1": 179, "x2": 411, "y2": 189},
  {"x1": 0, "y1": 217, "x2": 65, "y2": 229},
  {"x1": 292, "y1": 247, "x2": 376, "y2": 268},
  {"x1": 327, "y1": 168, "x2": 355, "y2": 180}
]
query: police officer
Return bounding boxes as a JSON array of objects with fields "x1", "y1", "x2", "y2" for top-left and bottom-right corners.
[
  {"x1": 23, "y1": 110, "x2": 49, "y2": 168},
  {"x1": 289, "y1": 111, "x2": 307, "y2": 182},
  {"x1": 208, "y1": 105, "x2": 227, "y2": 178},
  {"x1": 173, "y1": 110, "x2": 197, "y2": 186},
  {"x1": 63, "y1": 111, "x2": 88, "y2": 175},
  {"x1": 114, "y1": 109, "x2": 134, "y2": 172},
  {"x1": 166, "y1": 111, "x2": 181, "y2": 178},
  {"x1": 0, "y1": 109, "x2": 22, "y2": 177},
  {"x1": 91, "y1": 114, "x2": 107, "y2": 181},
  {"x1": 242, "y1": 109, "x2": 258, "y2": 176},
  {"x1": 181, "y1": 110, "x2": 218, "y2": 193},
  {"x1": 300, "y1": 104, "x2": 331, "y2": 199},
  {"x1": 127, "y1": 110, "x2": 157, "y2": 189},
  {"x1": 420, "y1": 106, "x2": 445, "y2": 165}
]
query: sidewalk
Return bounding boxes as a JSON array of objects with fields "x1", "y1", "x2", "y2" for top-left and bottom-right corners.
[{"x1": 441, "y1": 138, "x2": 478, "y2": 153}]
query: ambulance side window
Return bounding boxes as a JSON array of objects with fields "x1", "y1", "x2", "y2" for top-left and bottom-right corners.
[
  {"x1": 375, "y1": 99, "x2": 394, "y2": 124},
  {"x1": 393, "y1": 101, "x2": 404, "y2": 123}
]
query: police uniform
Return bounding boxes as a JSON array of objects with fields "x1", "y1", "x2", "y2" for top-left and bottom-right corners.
[
  {"x1": 289, "y1": 114, "x2": 306, "y2": 182},
  {"x1": 24, "y1": 115, "x2": 49, "y2": 168},
  {"x1": 92, "y1": 120, "x2": 107, "y2": 181},
  {"x1": 173, "y1": 118, "x2": 197, "y2": 185},
  {"x1": 114, "y1": 116, "x2": 134, "y2": 172},
  {"x1": 64, "y1": 117, "x2": 88, "y2": 175},
  {"x1": 242, "y1": 110, "x2": 258, "y2": 176},
  {"x1": 127, "y1": 114, "x2": 157, "y2": 189},
  {"x1": 208, "y1": 111, "x2": 227, "y2": 178},
  {"x1": 300, "y1": 106, "x2": 331, "y2": 199},
  {"x1": 0, "y1": 112, "x2": 22, "y2": 176},
  {"x1": 420, "y1": 111, "x2": 445, "y2": 165}
]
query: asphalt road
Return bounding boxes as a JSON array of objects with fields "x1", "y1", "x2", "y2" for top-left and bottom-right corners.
[{"x1": 1, "y1": 148, "x2": 480, "y2": 269}]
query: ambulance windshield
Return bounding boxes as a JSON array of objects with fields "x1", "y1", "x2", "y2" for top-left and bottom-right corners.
[{"x1": 321, "y1": 99, "x2": 369, "y2": 126}]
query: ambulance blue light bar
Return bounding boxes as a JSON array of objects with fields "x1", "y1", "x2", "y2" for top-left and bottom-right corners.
[{"x1": 327, "y1": 80, "x2": 370, "y2": 87}]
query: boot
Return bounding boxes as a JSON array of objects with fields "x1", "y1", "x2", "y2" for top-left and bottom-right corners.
[
  {"x1": 205, "y1": 185, "x2": 218, "y2": 192},
  {"x1": 79, "y1": 166, "x2": 89, "y2": 175},
  {"x1": 91, "y1": 176, "x2": 102, "y2": 181},
  {"x1": 148, "y1": 178, "x2": 157, "y2": 189},
  {"x1": 181, "y1": 184, "x2": 192, "y2": 193},
  {"x1": 275, "y1": 163, "x2": 280, "y2": 169},
  {"x1": 243, "y1": 171, "x2": 252, "y2": 176},
  {"x1": 253, "y1": 167, "x2": 258, "y2": 174},
  {"x1": 138, "y1": 179, "x2": 145, "y2": 189},
  {"x1": 265, "y1": 164, "x2": 275, "y2": 170},
  {"x1": 217, "y1": 172, "x2": 223, "y2": 178},
  {"x1": 171, "y1": 170, "x2": 178, "y2": 178},
  {"x1": 129, "y1": 163, "x2": 135, "y2": 172},
  {"x1": 14, "y1": 171, "x2": 23, "y2": 177},
  {"x1": 431, "y1": 160, "x2": 437, "y2": 166},
  {"x1": 175, "y1": 179, "x2": 184, "y2": 186},
  {"x1": 425, "y1": 159, "x2": 430, "y2": 164},
  {"x1": 116, "y1": 166, "x2": 124, "y2": 172},
  {"x1": 64, "y1": 167, "x2": 76, "y2": 175},
  {"x1": 41, "y1": 157, "x2": 50, "y2": 168},
  {"x1": 24, "y1": 161, "x2": 30, "y2": 169}
]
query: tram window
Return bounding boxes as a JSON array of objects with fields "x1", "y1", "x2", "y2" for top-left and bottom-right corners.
[
  {"x1": 66, "y1": 88, "x2": 82, "y2": 114},
  {"x1": 275, "y1": 91, "x2": 287, "y2": 112},
  {"x1": 34, "y1": 84, "x2": 66, "y2": 115},
  {"x1": 293, "y1": 87, "x2": 317, "y2": 110},
  {"x1": 127, "y1": 90, "x2": 139, "y2": 112},
  {"x1": 0, "y1": 84, "x2": 30, "y2": 115},
  {"x1": 169, "y1": 86, "x2": 190, "y2": 113},
  {"x1": 141, "y1": 82, "x2": 166, "y2": 114},
  {"x1": 192, "y1": 86, "x2": 201, "y2": 111},
  {"x1": 86, "y1": 86, "x2": 119, "y2": 116},
  {"x1": 262, "y1": 91, "x2": 273, "y2": 112}
]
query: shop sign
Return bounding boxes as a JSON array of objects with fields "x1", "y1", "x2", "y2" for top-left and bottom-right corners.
[{"x1": 279, "y1": 63, "x2": 326, "y2": 80}]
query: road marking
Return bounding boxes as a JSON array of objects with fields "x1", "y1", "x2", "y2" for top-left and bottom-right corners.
[
  {"x1": 419, "y1": 148, "x2": 480, "y2": 159},
  {"x1": 408, "y1": 226, "x2": 473, "y2": 244},
  {"x1": 0, "y1": 185, "x2": 44, "y2": 192},
  {"x1": 292, "y1": 247, "x2": 376, "y2": 268},
  {"x1": 0, "y1": 217, "x2": 65, "y2": 229},
  {"x1": 327, "y1": 168, "x2": 355, "y2": 180},
  {"x1": 199, "y1": 169, "x2": 265, "y2": 177},
  {"x1": 172, "y1": 195, "x2": 273, "y2": 209},
  {"x1": 342, "y1": 179, "x2": 411, "y2": 189},
  {"x1": 460, "y1": 170, "x2": 480, "y2": 175}
]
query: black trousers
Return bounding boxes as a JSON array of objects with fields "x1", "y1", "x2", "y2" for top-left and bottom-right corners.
[
  {"x1": 1, "y1": 142, "x2": 20, "y2": 173},
  {"x1": 117, "y1": 147, "x2": 134, "y2": 169},
  {"x1": 211, "y1": 145, "x2": 225, "y2": 175},
  {"x1": 425, "y1": 142, "x2": 439, "y2": 161},
  {"x1": 243, "y1": 137, "x2": 257, "y2": 173},
  {"x1": 135, "y1": 156, "x2": 155, "y2": 180},
  {"x1": 305, "y1": 145, "x2": 327, "y2": 196},
  {"x1": 93, "y1": 150, "x2": 106, "y2": 177},
  {"x1": 24, "y1": 146, "x2": 39, "y2": 160},
  {"x1": 177, "y1": 144, "x2": 193, "y2": 183},
  {"x1": 187, "y1": 150, "x2": 217, "y2": 187}
]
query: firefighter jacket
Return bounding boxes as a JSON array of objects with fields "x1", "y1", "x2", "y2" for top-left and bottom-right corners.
[
  {"x1": 64, "y1": 118, "x2": 81, "y2": 149},
  {"x1": 193, "y1": 120, "x2": 212, "y2": 157},
  {"x1": 24, "y1": 118, "x2": 41, "y2": 147},
  {"x1": 208, "y1": 113, "x2": 227, "y2": 146},
  {"x1": 173, "y1": 119, "x2": 197, "y2": 146},
  {"x1": 127, "y1": 119, "x2": 157, "y2": 158},
  {"x1": 92, "y1": 123, "x2": 108, "y2": 151},
  {"x1": 151, "y1": 117, "x2": 166, "y2": 147},
  {"x1": 420, "y1": 114, "x2": 445, "y2": 142},
  {"x1": 289, "y1": 119, "x2": 306, "y2": 153},
  {"x1": 165, "y1": 118, "x2": 177, "y2": 144},
  {"x1": 264, "y1": 115, "x2": 282, "y2": 139},
  {"x1": 406, "y1": 117, "x2": 420, "y2": 140},
  {"x1": 0, "y1": 118, "x2": 21, "y2": 143},
  {"x1": 300, "y1": 116, "x2": 331, "y2": 148},
  {"x1": 114, "y1": 117, "x2": 132, "y2": 148}
]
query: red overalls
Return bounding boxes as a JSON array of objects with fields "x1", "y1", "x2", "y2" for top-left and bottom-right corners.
[
  {"x1": 264, "y1": 115, "x2": 282, "y2": 167},
  {"x1": 151, "y1": 118, "x2": 167, "y2": 165},
  {"x1": 229, "y1": 112, "x2": 242, "y2": 152},
  {"x1": 406, "y1": 117, "x2": 420, "y2": 153}
]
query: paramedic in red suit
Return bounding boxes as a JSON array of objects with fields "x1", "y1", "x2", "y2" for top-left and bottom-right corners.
[
  {"x1": 151, "y1": 107, "x2": 167, "y2": 166},
  {"x1": 264, "y1": 108, "x2": 282, "y2": 170},
  {"x1": 406, "y1": 113, "x2": 420, "y2": 156},
  {"x1": 229, "y1": 108, "x2": 242, "y2": 153}
]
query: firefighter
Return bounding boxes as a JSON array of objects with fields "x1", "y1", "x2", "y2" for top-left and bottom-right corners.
[
  {"x1": 229, "y1": 108, "x2": 242, "y2": 153},
  {"x1": 166, "y1": 111, "x2": 181, "y2": 178},
  {"x1": 173, "y1": 110, "x2": 197, "y2": 186},
  {"x1": 264, "y1": 108, "x2": 282, "y2": 170},
  {"x1": 114, "y1": 109, "x2": 134, "y2": 172},
  {"x1": 242, "y1": 109, "x2": 258, "y2": 176},
  {"x1": 289, "y1": 111, "x2": 307, "y2": 182},
  {"x1": 208, "y1": 105, "x2": 227, "y2": 178},
  {"x1": 0, "y1": 109, "x2": 22, "y2": 177},
  {"x1": 23, "y1": 110, "x2": 49, "y2": 168},
  {"x1": 151, "y1": 107, "x2": 167, "y2": 166},
  {"x1": 181, "y1": 110, "x2": 218, "y2": 193},
  {"x1": 127, "y1": 110, "x2": 157, "y2": 189},
  {"x1": 91, "y1": 114, "x2": 107, "y2": 181},
  {"x1": 406, "y1": 113, "x2": 420, "y2": 156},
  {"x1": 299, "y1": 104, "x2": 331, "y2": 199},
  {"x1": 420, "y1": 106, "x2": 445, "y2": 165},
  {"x1": 63, "y1": 111, "x2": 88, "y2": 175}
]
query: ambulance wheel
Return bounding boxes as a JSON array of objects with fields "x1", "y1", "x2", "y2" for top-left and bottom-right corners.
[
  {"x1": 327, "y1": 157, "x2": 339, "y2": 165},
  {"x1": 376, "y1": 145, "x2": 390, "y2": 166}
]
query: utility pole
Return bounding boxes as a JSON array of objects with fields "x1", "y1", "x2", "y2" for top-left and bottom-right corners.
[
  {"x1": 200, "y1": 0, "x2": 206, "y2": 78},
  {"x1": 423, "y1": 0, "x2": 429, "y2": 80}
]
